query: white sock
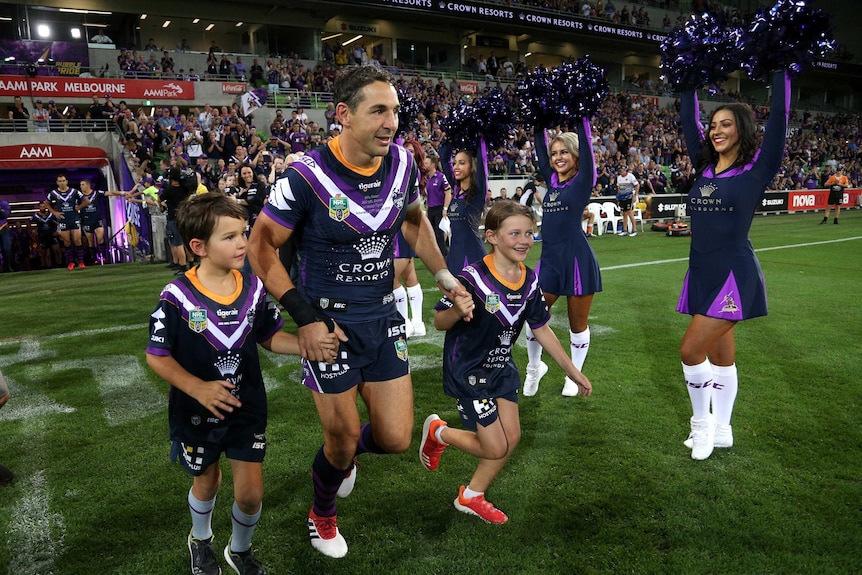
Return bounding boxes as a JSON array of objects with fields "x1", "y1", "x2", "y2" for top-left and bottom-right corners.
[
  {"x1": 569, "y1": 327, "x2": 590, "y2": 371},
  {"x1": 463, "y1": 486, "x2": 483, "y2": 499},
  {"x1": 434, "y1": 424, "x2": 448, "y2": 445},
  {"x1": 525, "y1": 325, "x2": 543, "y2": 368},
  {"x1": 230, "y1": 501, "x2": 261, "y2": 554},
  {"x1": 683, "y1": 359, "x2": 714, "y2": 420},
  {"x1": 188, "y1": 489, "x2": 216, "y2": 540},
  {"x1": 711, "y1": 363, "x2": 738, "y2": 426},
  {"x1": 393, "y1": 285, "x2": 408, "y2": 322},
  {"x1": 406, "y1": 284, "x2": 424, "y2": 324}
]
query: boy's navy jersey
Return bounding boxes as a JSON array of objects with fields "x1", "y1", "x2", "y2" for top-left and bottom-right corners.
[
  {"x1": 80, "y1": 189, "x2": 107, "y2": 223},
  {"x1": 263, "y1": 137, "x2": 419, "y2": 322},
  {"x1": 435, "y1": 255, "x2": 550, "y2": 400},
  {"x1": 146, "y1": 269, "x2": 284, "y2": 446},
  {"x1": 46, "y1": 187, "x2": 84, "y2": 221},
  {"x1": 30, "y1": 212, "x2": 58, "y2": 236}
]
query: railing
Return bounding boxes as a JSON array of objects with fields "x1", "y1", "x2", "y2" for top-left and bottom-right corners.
[{"x1": 0, "y1": 118, "x2": 116, "y2": 133}]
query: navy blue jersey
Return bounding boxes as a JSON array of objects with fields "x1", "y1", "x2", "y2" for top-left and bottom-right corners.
[
  {"x1": 439, "y1": 139, "x2": 489, "y2": 275},
  {"x1": 47, "y1": 187, "x2": 84, "y2": 221},
  {"x1": 535, "y1": 119, "x2": 602, "y2": 296},
  {"x1": 435, "y1": 255, "x2": 550, "y2": 400},
  {"x1": 146, "y1": 269, "x2": 284, "y2": 446},
  {"x1": 263, "y1": 137, "x2": 420, "y2": 322},
  {"x1": 80, "y1": 189, "x2": 106, "y2": 225},
  {"x1": 676, "y1": 71, "x2": 789, "y2": 320},
  {"x1": 30, "y1": 212, "x2": 59, "y2": 236}
]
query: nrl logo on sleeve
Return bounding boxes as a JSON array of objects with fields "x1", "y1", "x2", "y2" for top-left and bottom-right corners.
[
  {"x1": 485, "y1": 294, "x2": 500, "y2": 313},
  {"x1": 329, "y1": 193, "x2": 350, "y2": 222},
  {"x1": 188, "y1": 308, "x2": 207, "y2": 333}
]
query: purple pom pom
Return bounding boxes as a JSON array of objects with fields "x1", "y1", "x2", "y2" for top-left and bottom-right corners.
[
  {"x1": 439, "y1": 93, "x2": 515, "y2": 153},
  {"x1": 660, "y1": 12, "x2": 743, "y2": 93},
  {"x1": 739, "y1": 0, "x2": 837, "y2": 81},
  {"x1": 518, "y1": 58, "x2": 608, "y2": 128}
]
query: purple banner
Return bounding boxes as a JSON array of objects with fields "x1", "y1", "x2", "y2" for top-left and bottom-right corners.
[{"x1": 0, "y1": 40, "x2": 89, "y2": 77}]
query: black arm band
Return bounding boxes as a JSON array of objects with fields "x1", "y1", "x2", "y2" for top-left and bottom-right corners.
[
  {"x1": 278, "y1": 289, "x2": 336, "y2": 332},
  {"x1": 278, "y1": 289, "x2": 317, "y2": 327}
]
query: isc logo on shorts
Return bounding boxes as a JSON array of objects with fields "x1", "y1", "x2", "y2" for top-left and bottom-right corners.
[{"x1": 251, "y1": 442, "x2": 265, "y2": 449}]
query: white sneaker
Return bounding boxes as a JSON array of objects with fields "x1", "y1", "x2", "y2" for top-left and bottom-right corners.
[
  {"x1": 616, "y1": 231, "x2": 627, "y2": 236},
  {"x1": 412, "y1": 322, "x2": 426, "y2": 338},
  {"x1": 561, "y1": 376, "x2": 579, "y2": 397},
  {"x1": 688, "y1": 417, "x2": 714, "y2": 460},
  {"x1": 336, "y1": 461, "x2": 356, "y2": 498},
  {"x1": 308, "y1": 509, "x2": 348, "y2": 558},
  {"x1": 628, "y1": 231, "x2": 638, "y2": 237},
  {"x1": 523, "y1": 361, "x2": 548, "y2": 397},
  {"x1": 714, "y1": 424, "x2": 733, "y2": 448},
  {"x1": 405, "y1": 318, "x2": 415, "y2": 339}
]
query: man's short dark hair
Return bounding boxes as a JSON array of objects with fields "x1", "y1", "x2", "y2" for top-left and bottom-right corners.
[{"x1": 333, "y1": 65, "x2": 396, "y2": 112}]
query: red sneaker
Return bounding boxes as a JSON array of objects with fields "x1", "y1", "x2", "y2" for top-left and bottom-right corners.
[
  {"x1": 67, "y1": 263, "x2": 75, "y2": 271},
  {"x1": 77, "y1": 262, "x2": 86, "y2": 269},
  {"x1": 454, "y1": 486, "x2": 508, "y2": 524},
  {"x1": 307, "y1": 509, "x2": 348, "y2": 558},
  {"x1": 420, "y1": 414, "x2": 448, "y2": 471}
]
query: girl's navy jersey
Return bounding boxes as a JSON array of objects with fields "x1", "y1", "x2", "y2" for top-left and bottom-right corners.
[
  {"x1": 435, "y1": 255, "x2": 550, "y2": 400},
  {"x1": 676, "y1": 71, "x2": 789, "y2": 321},
  {"x1": 439, "y1": 139, "x2": 489, "y2": 275},
  {"x1": 47, "y1": 187, "x2": 84, "y2": 222},
  {"x1": 263, "y1": 137, "x2": 419, "y2": 323},
  {"x1": 535, "y1": 118, "x2": 602, "y2": 296},
  {"x1": 146, "y1": 269, "x2": 284, "y2": 446}
]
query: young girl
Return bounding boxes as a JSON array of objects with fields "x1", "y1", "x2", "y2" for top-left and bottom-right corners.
[
  {"x1": 677, "y1": 71, "x2": 789, "y2": 460},
  {"x1": 438, "y1": 138, "x2": 489, "y2": 275},
  {"x1": 420, "y1": 201, "x2": 592, "y2": 523},
  {"x1": 523, "y1": 119, "x2": 602, "y2": 397}
]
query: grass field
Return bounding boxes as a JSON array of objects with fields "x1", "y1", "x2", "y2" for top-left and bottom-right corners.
[{"x1": 0, "y1": 210, "x2": 860, "y2": 575}]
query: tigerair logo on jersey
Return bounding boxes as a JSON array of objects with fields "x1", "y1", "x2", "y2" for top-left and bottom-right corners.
[
  {"x1": 329, "y1": 194, "x2": 350, "y2": 222},
  {"x1": 485, "y1": 294, "x2": 500, "y2": 313},
  {"x1": 188, "y1": 308, "x2": 207, "y2": 333},
  {"x1": 394, "y1": 337, "x2": 408, "y2": 361}
]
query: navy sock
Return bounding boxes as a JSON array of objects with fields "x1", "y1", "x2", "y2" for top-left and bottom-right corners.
[
  {"x1": 312, "y1": 447, "x2": 349, "y2": 517},
  {"x1": 355, "y1": 422, "x2": 385, "y2": 455}
]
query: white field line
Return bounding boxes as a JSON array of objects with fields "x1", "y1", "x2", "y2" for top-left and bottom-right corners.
[
  {"x1": 600, "y1": 236, "x2": 862, "y2": 271},
  {"x1": 6, "y1": 419, "x2": 65, "y2": 575}
]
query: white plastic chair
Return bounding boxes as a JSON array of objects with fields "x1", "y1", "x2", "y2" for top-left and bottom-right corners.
[
  {"x1": 601, "y1": 201, "x2": 623, "y2": 235},
  {"x1": 634, "y1": 207, "x2": 645, "y2": 232},
  {"x1": 587, "y1": 202, "x2": 605, "y2": 235}
]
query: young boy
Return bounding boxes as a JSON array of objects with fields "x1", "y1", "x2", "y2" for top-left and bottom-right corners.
[{"x1": 146, "y1": 193, "x2": 336, "y2": 575}]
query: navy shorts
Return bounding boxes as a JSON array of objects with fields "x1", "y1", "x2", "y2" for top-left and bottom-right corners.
[
  {"x1": 617, "y1": 197, "x2": 633, "y2": 212},
  {"x1": 58, "y1": 217, "x2": 81, "y2": 232},
  {"x1": 302, "y1": 312, "x2": 410, "y2": 394},
  {"x1": 166, "y1": 219, "x2": 184, "y2": 247},
  {"x1": 456, "y1": 390, "x2": 519, "y2": 432},
  {"x1": 81, "y1": 218, "x2": 104, "y2": 234},
  {"x1": 170, "y1": 429, "x2": 267, "y2": 477}
]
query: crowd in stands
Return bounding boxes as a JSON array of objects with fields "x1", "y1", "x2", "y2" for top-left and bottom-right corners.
[{"x1": 109, "y1": 65, "x2": 859, "y2": 205}]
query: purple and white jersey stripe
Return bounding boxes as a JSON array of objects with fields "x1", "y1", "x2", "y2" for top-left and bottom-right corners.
[
  {"x1": 435, "y1": 256, "x2": 550, "y2": 400},
  {"x1": 263, "y1": 139, "x2": 420, "y2": 322}
]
